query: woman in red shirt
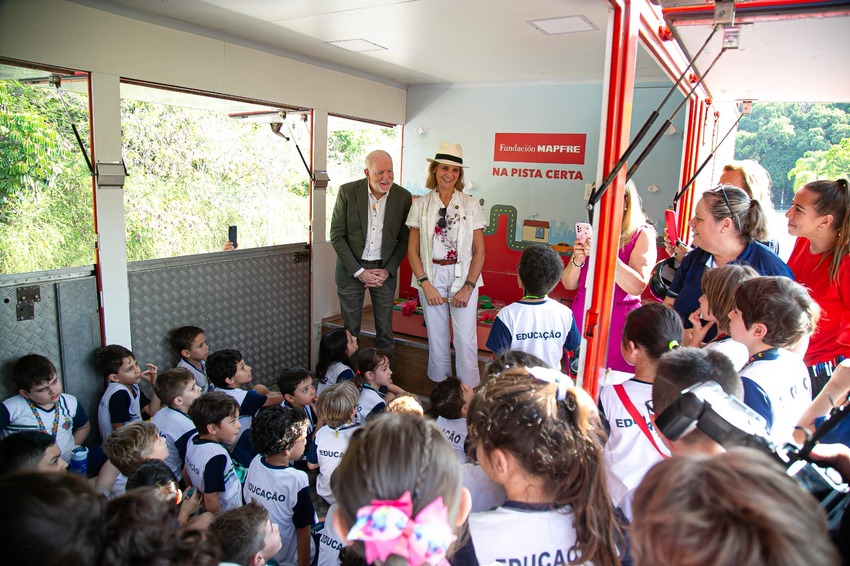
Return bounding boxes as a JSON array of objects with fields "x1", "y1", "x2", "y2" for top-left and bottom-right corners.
[{"x1": 786, "y1": 178, "x2": 850, "y2": 396}]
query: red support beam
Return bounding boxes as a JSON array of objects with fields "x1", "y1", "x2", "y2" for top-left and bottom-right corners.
[{"x1": 582, "y1": 0, "x2": 639, "y2": 400}]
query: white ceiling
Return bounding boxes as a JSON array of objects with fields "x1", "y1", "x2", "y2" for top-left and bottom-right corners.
[{"x1": 72, "y1": 0, "x2": 849, "y2": 102}]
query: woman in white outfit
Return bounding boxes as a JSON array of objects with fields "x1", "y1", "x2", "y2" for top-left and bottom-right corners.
[{"x1": 406, "y1": 141, "x2": 486, "y2": 387}]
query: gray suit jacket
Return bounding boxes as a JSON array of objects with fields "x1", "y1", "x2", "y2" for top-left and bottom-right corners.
[{"x1": 329, "y1": 178, "x2": 412, "y2": 285}]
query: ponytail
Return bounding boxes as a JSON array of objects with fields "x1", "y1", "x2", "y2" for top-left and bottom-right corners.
[
  {"x1": 352, "y1": 347, "x2": 391, "y2": 388},
  {"x1": 741, "y1": 198, "x2": 769, "y2": 242},
  {"x1": 468, "y1": 375, "x2": 624, "y2": 565},
  {"x1": 703, "y1": 186, "x2": 768, "y2": 242},
  {"x1": 804, "y1": 179, "x2": 850, "y2": 282},
  {"x1": 622, "y1": 303, "x2": 685, "y2": 361},
  {"x1": 832, "y1": 178, "x2": 850, "y2": 282}
]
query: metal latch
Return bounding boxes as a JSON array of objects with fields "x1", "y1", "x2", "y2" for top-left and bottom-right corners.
[{"x1": 16, "y1": 285, "x2": 41, "y2": 321}]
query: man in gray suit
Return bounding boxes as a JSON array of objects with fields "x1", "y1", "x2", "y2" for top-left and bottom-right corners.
[{"x1": 330, "y1": 150, "x2": 412, "y2": 355}]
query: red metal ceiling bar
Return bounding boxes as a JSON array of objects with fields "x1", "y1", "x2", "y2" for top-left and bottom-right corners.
[
  {"x1": 637, "y1": 5, "x2": 710, "y2": 100},
  {"x1": 664, "y1": 0, "x2": 850, "y2": 25}
]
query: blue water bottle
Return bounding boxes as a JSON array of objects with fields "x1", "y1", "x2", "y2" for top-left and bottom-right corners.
[{"x1": 69, "y1": 446, "x2": 88, "y2": 476}]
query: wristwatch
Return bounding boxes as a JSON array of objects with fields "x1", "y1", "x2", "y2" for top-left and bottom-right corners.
[
  {"x1": 417, "y1": 275, "x2": 429, "y2": 284},
  {"x1": 464, "y1": 280, "x2": 476, "y2": 290}
]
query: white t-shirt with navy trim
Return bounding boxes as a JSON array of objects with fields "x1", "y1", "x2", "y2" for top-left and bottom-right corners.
[
  {"x1": 1, "y1": 393, "x2": 87, "y2": 462},
  {"x1": 436, "y1": 416, "x2": 467, "y2": 463},
  {"x1": 243, "y1": 455, "x2": 317, "y2": 566},
  {"x1": 598, "y1": 378, "x2": 669, "y2": 517},
  {"x1": 176, "y1": 358, "x2": 212, "y2": 392},
  {"x1": 185, "y1": 437, "x2": 242, "y2": 511},
  {"x1": 98, "y1": 382, "x2": 147, "y2": 442},
  {"x1": 317, "y1": 362, "x2": 355, "y2": 396},
  {"x1": 740, "y1": 347, "x2": 810, "y2": 444},
  {"x1": 465, "y1": 502, "x2": 581, "y2": 566},
  {"x1": 307, "y1": 422, "x2": 360, "y2": 503},
  {"x1": 317, "y1": 504, "x2": 346, "y2": 566},
  {"x1": 218, "y1": 387, "x2": 267, "y2": 466},
  {"x1": 462, "y1": 463, "x2": 507, "y2": 513},
  {"x1": 703, "y1": 336, "x2": 749, "y2": 371},
  {"x1": 151, "y1": 406, "x2": 197, "y2": 478},
  {"x1": 485, "y1": 298, "x2": 580, "y2": 370},
  {"x1": 357, "y1": 384, "x2": 386, "y2": 422}
]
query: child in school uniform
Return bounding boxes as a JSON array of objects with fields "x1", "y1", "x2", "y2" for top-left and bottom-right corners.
[
  {"x1": 208, "y1": 349, "x2": 283, "y2": 468},
  {"x1": 170, "y1": 325, "x2": 213, "y2": 392},
  {"x1": 243, "y1": 405, "x2": 317, "y2": 566},
  {"x1": 427, "y1": 376, "x2": 474, "y2": 463},
  {"x1": 102, "y1": 420, "x2": 169, "y2": 498},
  {"x1": 96, "y1": 344, "x2": 160, "y2": 440},
  {"x1": 730, "y1": 276, "x2": 820, "y2": 444},
  {"x1": 1, "y1": 354, "x2": 90, "y2": 463},
  {"x1": 458, "y1": 370, "x2": 622, "y2": 565},
  {"x1": 151, "y1": 367, "x2": 202, "y2": 480},
  {"x1": 330, "y1": 414, "x2": 471, "y2": 566},
  {"x1": 278, "y1": 367, "x2": 321, "y2": 470},
  {"x1": 685, "y1": 264, "x2": 757, "y2": 369},
  {"x1": 308, "y1": 381, "x2": 360, "y2": 505},
  {"x1": 0, "y1": 430, "x2": 68, "y2": 475},
  {"x1": 354, "y1": 348, "x2": 394, "y2": 422},
  {"x1": 125, "y1": 459, "x2": 210, "y2": 529},
  {"x1": 316, "y1": 328, "x2": 357, "y2": 396},
  {"x1": 597, "y1": 302, "x2": 683, "y2": 519},
  {"x1": 209, "y1": 502, "x2": 283, "y2": 566},
  {"x1": 486, "y1": 244, "x2": 580, "y2": 371},
  {"x1": 185, "y1": 391, "x2": 243, "y2": 513}
]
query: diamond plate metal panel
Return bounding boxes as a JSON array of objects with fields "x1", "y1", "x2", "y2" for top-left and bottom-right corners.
[
  {"x1": 129, "y1": 247, "x2": 310, "y2": 389},
  {"x1": 57, "y1": 278, "x2": 102, "y2": 440},
  {"x1": 0, "y1": 283, "x2": 61, "y2": 400}
]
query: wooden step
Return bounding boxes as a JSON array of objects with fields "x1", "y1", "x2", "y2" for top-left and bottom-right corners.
[{"x1": 321, "y1": 307, "x2": 489, "y2": 397}]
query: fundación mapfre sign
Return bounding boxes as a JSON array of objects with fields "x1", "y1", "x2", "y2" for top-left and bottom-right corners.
[
  {"x1": 493, "y1": 133, "x2": 587, "y2": 165},
  {"x1": 492, "y1": 132, "x2": 587, "y2": 179}
]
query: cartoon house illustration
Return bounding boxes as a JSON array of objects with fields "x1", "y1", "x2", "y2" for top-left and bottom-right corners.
[{"x1": 521, "y1": 217, "x2": 550, "y2": 243}]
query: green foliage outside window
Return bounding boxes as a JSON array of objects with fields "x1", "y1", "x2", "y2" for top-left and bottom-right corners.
[
  {"x1": 735, "y1": 103, "x2": 850, "y2": 205},
  {"x1": 1, "y1": 78, "x2": 400, "y2": 274},
  {"x1": 0, "y1": 80, "x2": 93, "y2": 274}
]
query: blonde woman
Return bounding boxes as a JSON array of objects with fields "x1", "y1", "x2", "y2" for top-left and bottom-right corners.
[
  {"x1": 406, "y1": 142, "x2": 485, "y2": 387},
  {"x1": 562, "y1": 180, "x2": 656, "y2": 371}
]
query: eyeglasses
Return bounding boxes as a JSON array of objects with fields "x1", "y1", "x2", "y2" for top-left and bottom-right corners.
[
  {"x1": 437, "y1": 207, "x2": 447, "y2": 229},
  {"x1": 711, "y1": 185, "x2": 740, "y2": 233},
  {"x1": 644, "y1": 399, "x2": 655, "y2": 415}
]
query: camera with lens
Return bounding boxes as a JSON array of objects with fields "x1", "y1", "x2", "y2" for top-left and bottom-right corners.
[{"x1": 655, "y1": 381, "x2": 849, "y2": 526}]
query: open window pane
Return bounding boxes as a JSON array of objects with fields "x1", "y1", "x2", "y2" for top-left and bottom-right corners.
[
  {"x1": 120, "y1": 83, "x2": 312, "y2": 260},
  {"x1": 325, "y1": 116, "x2": 402, "y2": 240},
  {"x1": 0, "y1": 63, "x2": 94, "y2": 275}
]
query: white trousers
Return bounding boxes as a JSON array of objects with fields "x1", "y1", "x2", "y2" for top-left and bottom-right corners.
[{"x1": 419, "y1": 263, "x2": 481, "y2": 387}]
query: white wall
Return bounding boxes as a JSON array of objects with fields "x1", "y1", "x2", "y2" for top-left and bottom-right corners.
[
  {"x1": 402, "y1": 82, "x2": 686, "y2": 243},
  {"x1": 0, "y1": 0, "x2": 406, "y2": 124}
]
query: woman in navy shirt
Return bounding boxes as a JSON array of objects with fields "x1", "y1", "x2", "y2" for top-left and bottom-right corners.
[{"x1": 665, "y1": 186, "x2": 793, "y2": 340}]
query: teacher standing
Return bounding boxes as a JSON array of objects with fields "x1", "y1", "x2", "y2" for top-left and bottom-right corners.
[{"x1": 407, "y1": 142, "x2": 486, "y2": 387}]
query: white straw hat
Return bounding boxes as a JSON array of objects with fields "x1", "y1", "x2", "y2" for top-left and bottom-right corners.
[{"x1": 426, "y1": 141, "x2": 469, "y2": 168}]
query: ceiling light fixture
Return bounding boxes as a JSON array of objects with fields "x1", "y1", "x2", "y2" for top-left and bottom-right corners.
[
  {"x1": 528, "y1": 15, "x2": 598, "y2": 35},
  {"x1": 326, "y1": 39, "x2": 387, "y2": 53}
]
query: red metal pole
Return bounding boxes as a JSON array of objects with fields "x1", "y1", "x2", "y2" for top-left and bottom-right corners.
[
  {"x1": 582, "y1": 0, "x2": 639, "y2": 400},
  {"x1": 664, "y1": 0, "x2": 850, "y2": 24}
]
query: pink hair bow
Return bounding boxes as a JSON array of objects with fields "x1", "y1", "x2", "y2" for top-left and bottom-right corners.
[{"x1": 346, "y1": 490, "x2": 456, "y2": 566}]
